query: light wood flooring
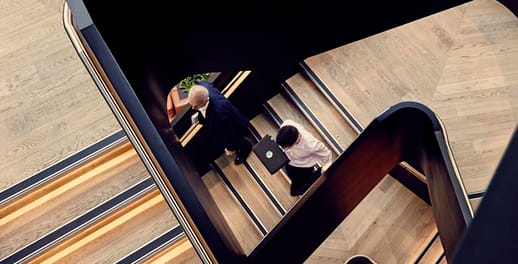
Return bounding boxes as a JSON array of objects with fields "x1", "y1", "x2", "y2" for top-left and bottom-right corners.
[
  {"x1": 304, "y1": 0, "x2": 518, "y2": 193},
  {"x1": 0, "y1": 0, "x2": 120, "y2": 192}
]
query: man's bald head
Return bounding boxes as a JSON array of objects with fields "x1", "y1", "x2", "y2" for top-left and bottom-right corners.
[{"x1": 188, "y1": 85, "x2": 209, "y2": 109}]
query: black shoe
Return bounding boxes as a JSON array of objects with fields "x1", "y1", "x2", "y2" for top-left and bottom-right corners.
[
  {"x1": 234, "y1": 147, "x2": 251, "y2": 165},
  {"x1": 234, "y1": 155, "x2": 247, "y2": 165}
]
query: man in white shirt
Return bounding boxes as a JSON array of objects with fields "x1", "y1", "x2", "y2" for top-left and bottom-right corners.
[{"x1": 275, "y1": 119, "x2": 332, "y2": 196}]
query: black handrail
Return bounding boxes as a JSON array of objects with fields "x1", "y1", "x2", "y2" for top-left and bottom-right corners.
[
  {"x1": 451, "y1": 125, "x2": 518, "y2": 263},
  {"x1": 247, "y1": 101, "x2": 473, "y2": 263}
]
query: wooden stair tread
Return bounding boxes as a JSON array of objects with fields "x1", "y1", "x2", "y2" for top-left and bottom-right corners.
[
  {"x1": 214, "y1": 155, "x2": 282, "y2": 231},
  {"x1": 250, "y1": 112, "x2": 279, "y2": 138},
  {"x1": 0, "y1": 142, "x2": 149, "y2": 258},
  {"x1": 267, "y1": 93, "x2": 337, "y2": 158},
  {"x1": 28, "y1": 189, "x2": 178, "y2": 263},
  {"x1": 246, "y1": 151, "x2": 297, "y2": 211},
  {"x1": 202, "y1": 170, "x2": 262, "y2": 254},
  {"x1": 285, "y1": 72, "x2": 358, "y2": 151},
  {"x1": 416, "y1": 235, "x2": 444, "y2": 264},
  {"x1": 142, "y1": 236, "x2": 201, "y2": 264}
]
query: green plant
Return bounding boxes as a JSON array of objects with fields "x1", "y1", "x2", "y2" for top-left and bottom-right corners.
[{"x1": 178, "y1": 72, "x2": 213, "y2": 92}]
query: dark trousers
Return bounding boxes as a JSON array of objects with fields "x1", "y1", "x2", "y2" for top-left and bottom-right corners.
[
  {"x1": 285, "y1": 164, "x2": 322, "y2": 196},
  {"x1": 226, "y1": 136, "x2": 253, "y2": 159}
]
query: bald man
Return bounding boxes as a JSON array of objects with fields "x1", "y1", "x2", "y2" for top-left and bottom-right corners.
[{"x1": 188, "y1": 81, "x2": 252, "y2": 165}]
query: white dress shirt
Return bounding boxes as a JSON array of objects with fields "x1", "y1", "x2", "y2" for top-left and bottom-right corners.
[
  {"x1": 198, "y1": 99, "x2": 209, "y2": 118},
  {"x1": 281, "y1": 119, "x2": 332, "y2": 168}
]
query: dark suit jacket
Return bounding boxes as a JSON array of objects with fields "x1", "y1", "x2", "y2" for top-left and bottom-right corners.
[{"x1": 197, "y1": 81, "x2": 250, "y2": 152}]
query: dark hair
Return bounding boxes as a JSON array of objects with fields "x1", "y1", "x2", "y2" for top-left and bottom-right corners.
[{"x1": 276, "y1": 125, "x2": 299, "y2": 148}]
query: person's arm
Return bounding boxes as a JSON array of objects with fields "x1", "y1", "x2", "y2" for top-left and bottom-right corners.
[
  {"x1": 283, "y1": 119, "x2": 332, "y2": 165},
  {"x1": 307, "y1": 138, "x2": 332, "y2": 165}
]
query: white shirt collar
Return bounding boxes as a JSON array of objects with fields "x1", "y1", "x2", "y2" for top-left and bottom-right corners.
[{"x1": 198, "y1": 99, "x2": 209, "y2": 117}]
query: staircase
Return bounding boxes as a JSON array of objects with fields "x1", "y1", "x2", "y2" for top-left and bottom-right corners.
[
  {"x1": 181, "y1": 66, "x2": 445, "y2": 262},
  {"x1": 0, "y1": 68, "x2": 445, "y2": 264},
  {"x1": 0, "y1": 132, "x2": 198, "y2": 263}
]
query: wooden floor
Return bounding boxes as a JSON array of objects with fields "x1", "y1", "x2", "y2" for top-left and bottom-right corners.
[
  {"x1": 0, "y1": 0, "x2": 120, "y2": 192},
  {"x1": 2, "y1": 0, "x2": 517, "y2": 263},
  {"x1": 304, "y1": 0, "x2": 518, "y2": 193}
]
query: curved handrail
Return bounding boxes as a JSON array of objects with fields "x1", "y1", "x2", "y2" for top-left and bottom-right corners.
[{"x1": 247, "y1": 101, "x2": 473, "y2": 263}]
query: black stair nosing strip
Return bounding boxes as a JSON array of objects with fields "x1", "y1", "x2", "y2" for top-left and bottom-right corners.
[
  {"x1": 263, "y1": 102, "x2": 283, "y2": 127},
  {"x1": 2, "y1": 177, "x2": 154, "y2": 264},
  {"x1": 209, "y1": 161, "x2": 268, "y2": 235},
  {"x1": 0, "y1": 129, "x2": 127, "y2": 205},
  {"x1": 467, "y1": 190, "x2": 485, "y2": 199},
  {"x1": 413, "y1": 231, "x2": 440, "y2": 264},
  {"x1": 117, "y1": 225, "x2": 185, "y2": 264},
  {"x1": 300, "y1": 61, "x2": 363, "y2": 133},
  {"x1": 243, "y1": 161, "x2": 287, "y2": 216},
  {"x1": 435, "y1": 252, "x2": 446, "y2": 264},
  {"x1": 248, "y1": 124, "x2": 262, "y2": 142},
  {"x1": 281, "y1": 82, "x2": 344, "y2": 154}
]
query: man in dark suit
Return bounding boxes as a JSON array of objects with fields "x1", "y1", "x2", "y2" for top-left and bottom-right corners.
[{"x1": 188, "y1": 81, "x2": 252, "y2": 165}]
